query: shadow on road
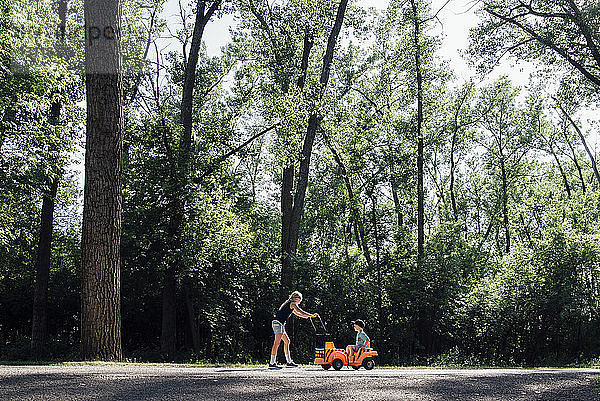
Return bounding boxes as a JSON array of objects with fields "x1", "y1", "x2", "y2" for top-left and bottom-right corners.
[{"x1": 0, "y1": 368, "x2": 598, "y2": 401}]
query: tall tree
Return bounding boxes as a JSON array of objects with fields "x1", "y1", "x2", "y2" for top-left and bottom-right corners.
[
  {"x1": 81, "y1": 0, "x2": 123, "y2": 361},
  {"x1": 280, "y1": 0, "x2": 349, "y2": 298},
  {"x1": 161, "y1": 0, "x2": 222, "y2": 360},
  {"x1": 280, "y1": 26, "x2": 314, "y2": 300},
  {"x1": 30, "y1": 0, "x2": 69, "y2": 360}
]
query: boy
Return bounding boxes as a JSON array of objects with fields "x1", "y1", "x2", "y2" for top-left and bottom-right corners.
[{"x1": 346, "y1": 319, "x2": 369, "y2": 357}]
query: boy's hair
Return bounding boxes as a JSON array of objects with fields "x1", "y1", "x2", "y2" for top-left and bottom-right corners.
[{"x1": 352, "y1": 319, "x2": 365, "y2": 328}]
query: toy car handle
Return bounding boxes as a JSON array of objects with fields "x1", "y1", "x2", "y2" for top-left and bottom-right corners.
[{"x1": 309, "y1": 314, "x2": 328, "y2": 334}]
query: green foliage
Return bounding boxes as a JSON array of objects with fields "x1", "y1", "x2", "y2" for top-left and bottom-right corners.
[
  {"x1": 2, "y1": 0, "x2": 600, "y2": 367},
  {"x1": 453, "y1": 229, "x2": 600, "y2": 365}
]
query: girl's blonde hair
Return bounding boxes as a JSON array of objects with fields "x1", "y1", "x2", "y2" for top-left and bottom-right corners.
[
  {"x1": 280, "y1": 291, "x2": 302, "y2": 309},
  {"x1": 289, "y1": 291, "x2": 302, "y2": 301}
]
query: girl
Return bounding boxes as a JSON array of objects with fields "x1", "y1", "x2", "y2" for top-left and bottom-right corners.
[{"x1": 269, "y1": 291, "x2": 318, "y2": 369}]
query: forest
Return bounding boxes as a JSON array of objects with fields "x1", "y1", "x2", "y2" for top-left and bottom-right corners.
[{"x1": 1, "y1": 0, "x2": 599, "y2": 367}]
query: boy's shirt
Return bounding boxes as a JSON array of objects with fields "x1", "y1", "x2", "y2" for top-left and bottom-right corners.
[{"x1": 356, "y1": 331, "x2": 369, "y2": 347}]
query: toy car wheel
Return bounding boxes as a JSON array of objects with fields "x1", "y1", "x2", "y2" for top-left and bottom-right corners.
[
  {"x1": 351, "y1": 365, "x2": 360, "y2": 370},
  {"x1": 321, "y1": 364, "x2": 331, "y2": 370},
  {"x1": 332, "y1": 359, "x2": 344, "y2": 371},
  {"x1": 363, "y1": 358, "x2": 375, "y2": 370}
]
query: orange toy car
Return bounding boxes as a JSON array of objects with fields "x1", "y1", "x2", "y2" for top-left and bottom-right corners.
[{"x1": 313, "y1": 340, "x2": 378, "y2": 370}]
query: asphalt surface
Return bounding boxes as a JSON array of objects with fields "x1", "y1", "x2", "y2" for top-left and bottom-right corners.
[{"x1": 1, "y1": 365, "x2": 599, "y2": 400}]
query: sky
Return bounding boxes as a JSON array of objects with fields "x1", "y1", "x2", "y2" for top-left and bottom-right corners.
[
  {"x1": 156, "y1": 0, "x2": 595, "y2": 133},
  {"x1": 72, "y1": 0, "x2": 597, "y2": 206},
  {"x1": 159, "y1": 0, "x2": 538, "y2": 86}
]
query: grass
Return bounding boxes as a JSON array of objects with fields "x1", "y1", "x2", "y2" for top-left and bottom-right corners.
[{"x1": 0, "y1": 360, "x2": 273, "y2": 368}]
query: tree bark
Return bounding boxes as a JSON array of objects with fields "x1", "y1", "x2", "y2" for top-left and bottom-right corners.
[{"x1": 81, "y1": 0, "x2": 123, "y2": 361}]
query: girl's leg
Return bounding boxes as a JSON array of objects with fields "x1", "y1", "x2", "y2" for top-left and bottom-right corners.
[
  {"x1": 271, "y1": 333, "x2": 283, "y2": 363},
  {"x1": 282, "y1": 332, "x2": 290, "y2": 356},
  {"x1": 282, "y1": 333, "x2": 296, "y2": 364}
]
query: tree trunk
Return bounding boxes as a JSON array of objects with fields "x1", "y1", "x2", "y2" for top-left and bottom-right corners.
[
  {"x1": 31, "y1": 176, "x2": 59, "y2": 359},
  {"x1": 499, "y1": 154, "x2": 510, "y2": 254},
  {"x1": 161, "y1": 232, "x2": 178, "y2": 359},
  {"x1": 184, "y1": 279, "x2": 200, "y2": 355},
  {"x1": 477, "y1": 211, "x2": 496, "y2": 253},
  {"x1": 370, "y1": 192, "x2": 383, "y2": 328},
  {"x1": 562, "y1": 127, "x2": 586, "y2": 193},
  {"x1": 280, "y1": 28, "x2": 313, "y2": 301},
  {"x1": 282, "y1": 1, "x2": 348, "y2": 294},
  {"x1": 81, "y1": 0, "x2": 123, "y2": 361},
  {"x1": 549, "y1": 142, "x2": 571, "y2": 198},
  {"x1": 161, "y1": 0, "x2": 221, "y2": 359},
  {"x1": 280, "y1": 165, "x2": 294, "y2": 301},
  {"x1": 450, "y1": 131, "x2": 458, "y2": 220},
  {"x1": 410, "y1": 0, "x2": 425, "y2": 267},
  {"x1": 390, "y1": 175, "x2": 403, "y2": 228},
  {"x1": 31, "y1": 0, "x2": 68, "y2": 360}
]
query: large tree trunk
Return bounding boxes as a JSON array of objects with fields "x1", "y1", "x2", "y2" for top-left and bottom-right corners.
[
  {"x1": 81, "y1": 0, "x2": 123, "y2": 361},
  {"x1": 283, "y1": 0, "x2": 349, "y2": 293},
  {"x1": 410, "y1": 0, "x2": 425, "y2": 267},
  {"x1": 161, "y1": 0, "x2": 221, "y2": 359}
]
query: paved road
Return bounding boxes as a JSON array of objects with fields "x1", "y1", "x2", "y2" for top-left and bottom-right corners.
[{"x1": 1, "y1": 365, "x2": 598, "y2": 400}]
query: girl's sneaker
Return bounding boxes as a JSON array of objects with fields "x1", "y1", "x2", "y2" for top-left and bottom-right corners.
[
  {"x1": 268, "y1": 364, "x2": 282, "y2": 369},
  {"x1": 286, "y1": 361, "x2": 298, "y2": 367}
]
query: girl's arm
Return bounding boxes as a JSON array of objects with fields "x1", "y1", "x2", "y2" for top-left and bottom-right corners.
[{"x1": 291, "y1": 303, "x2": 317, "y2": 319}]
